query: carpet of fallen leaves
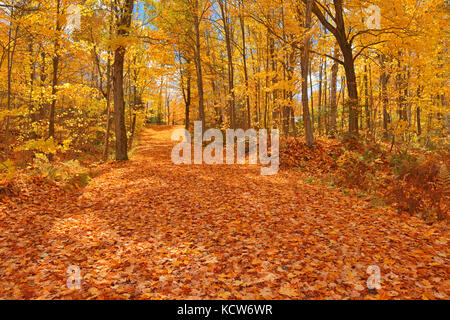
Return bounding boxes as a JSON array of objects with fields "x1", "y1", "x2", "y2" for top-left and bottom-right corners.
[
  {"x1": 0, "y1": 126, "x2": 448, "y2": 300},
  {"x1": 280, "y1": 137, "x2": 342, "y2": 173}
]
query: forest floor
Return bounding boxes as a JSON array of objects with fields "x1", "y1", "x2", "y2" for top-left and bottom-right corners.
[{"x1": 0, "y1": 125, "x2": 448, "y2": 299}]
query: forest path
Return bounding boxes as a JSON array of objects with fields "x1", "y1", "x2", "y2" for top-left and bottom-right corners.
[{"x1": 0, "y1": 126, "x2": 448, "y2": 299}]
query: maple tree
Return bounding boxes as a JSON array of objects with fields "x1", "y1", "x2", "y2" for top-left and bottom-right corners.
[{"x1": 0, "y1": 0, "x2": 448, "y2": 300}]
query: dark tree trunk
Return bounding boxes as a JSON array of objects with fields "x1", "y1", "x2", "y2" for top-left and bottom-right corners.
[
  {"x1": 113, "y1": 0, "x2": 134, "y2": 161},
  {"x1": 193, "y1": 0, "x2": 205, "y2": 129},
  {"x1": 102, "y1": 56, "x2": 112, "y2": 161},
  {"x1": 219, "y1": 0, "x2": 235, "y2": 129},
  {"x1": 239, "y1": 6, "x2": 250, "y2": 129},
  {"x1": 342, "y1": 45, "x2": 359, "y2": 133},
  {"x1": 417, "y1": 86, "x2": 422, "y2": 136},
  {"x1": 113, "y1": 47, "x2": 128, "y2": 160},
  {"x1": 49, "y1": 0, "x2": 61, "y2": 141},
  {"x1": 129, "y1": 113, "x2": 137, "y2": 149},
  {"x1": 417, "y1": 107, "x2": 421, "y2": 136},
  {"x1": 305, "y1": 0, "x2": 359, "y2": 133},
  {"x1": 380, "y1": 56, "x2": 390, "y2": 139},
  {"x1": 318, "y1": 60, "x2": 323, "y2": 135},
  {"x1": 330, "y1": 46, "x2": 339, "y2": 136},
  {"x1": 323, "y1": 58, "x2": 328, "y2": 134},
  {"x1": 309, "y1": 60, "x2": 314, "y2": 134},
  {"x1": 183, "y1": 70, "x2": 191, "y2": 130},
  {"x1": 364, "y1": 64, "x2": 370, "y2": 131},
  {"x1": 301, "y1": 0, "x2": 315, "y2": 146}
]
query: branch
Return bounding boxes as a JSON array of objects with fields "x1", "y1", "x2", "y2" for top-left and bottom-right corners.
[
  {"x1": 310, "y1": 49, "x2": 344, "y2": 65},
  {"x1": 353, "y1": 40, "x2": 387, "y2": 61}
]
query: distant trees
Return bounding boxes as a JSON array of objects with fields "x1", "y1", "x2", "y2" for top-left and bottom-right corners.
[
  {"x1": 0, "y1": 0, "x2": 161, "y2": 162},
  {"x1": 155, "y1": 0, "x2": 446, "y2": 148},
  {"x1": 0, "y1": 0, "x2": 448, "y2": 164}
]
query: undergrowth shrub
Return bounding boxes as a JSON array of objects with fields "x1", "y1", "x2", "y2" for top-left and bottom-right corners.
[
  {"x1": 279, "y1": 137, "x2": 341, "y2": 173},
  {"x1": 30, "y1": 153, "x2": 91, "y2": 188},
  {"x1": 0, "y1": 159, "x2": 16, "y2": 180},
  {"x1": 388, "y1": 152, "x2": 449, "y2": 221},
  {"x1": 335, "y1": 150, "x2": 372, "y2": 189},
  {"x1": 334, "y1": 138, "x2": 383, "y2": 189}
]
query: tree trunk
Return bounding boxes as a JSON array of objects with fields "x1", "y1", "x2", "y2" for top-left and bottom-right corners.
[
  {"x1": 301, "y1": 0, "x2": 315, "y2": 146},
  {"x1": 417, "y1": 86, "x2": 422, "y2": 136},
  {"x1": 306, "y1": 0, "x2": 359, "y2": 133},
  {"x1": 4, "y1": 6, "x2": 19, "y2": 157},
  {"x1": 193, "y1": 0, "x2": 205, "y2": 130},
  {"x1": 417, "y1": 107, "x2": 421, "y2": 136},
  {"x1": 219, "y1": 0, "x2": 235, "y2": 129},
  {"x1": 102, "y1": 4, "x2": 114, "y2": 161},
  {"x1": 380, "y1": 56, "x2": 390, "y2": 139},
  {"x1": 239, "y1": 5, "x2": 250, "y2": 129},
  {"x1": 309, "y1": 61, "x2": 314, "y2": 133},
  {"x1": 49, "y1": 0, "x2": 61, "y2": 141},
  {"x1": 330, "y1": 46, "x2": 339, "y2": 136},
  {"x1": 364, "y1": 63, "x2": 370, "y2": 131},
  {"x1": 113, "y1": 46, "x2": 128, "y2": 160},
  {"x1": 180, "y1": 63, "x2": 191, "y2": 130},
  {"x1": 102, "y1": 56, "x2": 112, "y2": 161},
  {"x1": 342, "y1": 46, "x2": 359, "y2": 133},
  {"x1": 128, "y1": 113, "x2": 137, "y2": 149},
  {"x1": 323, "y1": 59, "x2": 328, "y2": 134},
  {"x1": 185, "y1": 74, "x2": 191, "y2": 129},
  {"x1": 113, "y1": 0, "x2": 134, "y2": 161},
  {"x1": 318, "y1": 60, "x2": 323, "y2": 135}
]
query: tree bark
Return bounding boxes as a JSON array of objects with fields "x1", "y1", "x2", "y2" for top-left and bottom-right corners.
[
  {"x1": 309, "y1": 60, "x2": 314, "y2": 134},
  {"x1": 102, "y1": 3, "x2": 114, "y2": 161},
  {"x1": 301, "y1": 0, "x2": 315, "y2": 146},
  {"x1": 102, "y1": 56, "x2": 112, "y2": 161},
  {"x1": 219, "y1": 0, "x2": 235, "y2": 129},
  {"x1": 128, "y1": 113, "x2": 137, "y2": 149},
  {"x1": 113, "y1": 0, "x2": 134, "y2": 161},
  {"x1": 239, "y1": 4, "x2": 250, "y2": 129},
  {"x1": 318, "y1": 60, "x2": 323, "y2": 135},
  {"x1": 49, "y1": 0, "x2": 61, "y2": 141},
  {"x1": 193, "y1": 0, "x2": 205, "y2": 130},
  {"x1": 180, "y1": 58, "x2": 191, "y2": 130},
  {"x1": 305, "y1": 0, "x2": 359, "y2": 133},
  {"x1": 417, "y1": 86, "x2": 422, "y2": 136},
  {"x1": 364, "y1": 63, "x2": 370, "y2": 130},
  {"x1": 330, "y1": 46, "x2": 339, "y2": 136},
  {"x1": 380, "y1": 55, "x2": 390, "y2": 139}
]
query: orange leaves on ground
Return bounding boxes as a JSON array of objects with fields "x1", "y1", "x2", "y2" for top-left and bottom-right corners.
[
  {"x1": 280, "y1": 137, "x2": 342, "y2": 173},
  {"x1": 0, "y1": 127, "x2": 448, "y2": 300}
]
